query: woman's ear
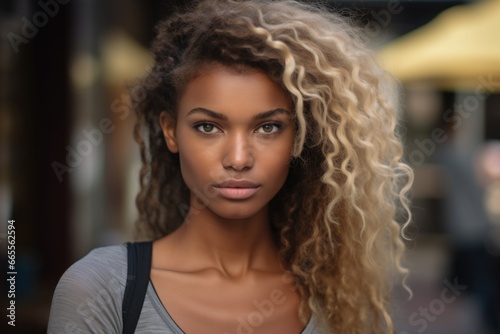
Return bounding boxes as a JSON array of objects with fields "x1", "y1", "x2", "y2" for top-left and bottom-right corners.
[{"x1": 159, "y1": 111, "x2": 179, "y2": 153}]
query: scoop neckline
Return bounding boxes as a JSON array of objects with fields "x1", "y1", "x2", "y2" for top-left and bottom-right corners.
[{"x1": 147, "y1": 280, "x2": 318, "y2": 334}]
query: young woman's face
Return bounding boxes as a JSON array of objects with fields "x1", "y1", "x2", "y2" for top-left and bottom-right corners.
[{"x1": 160, "y1": 65, "x2": 295, "y2": 220}]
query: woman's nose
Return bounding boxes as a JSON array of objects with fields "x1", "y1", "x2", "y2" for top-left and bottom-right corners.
[{"x1": 222, "y1": 132, "x2": 254, "y2": 171}]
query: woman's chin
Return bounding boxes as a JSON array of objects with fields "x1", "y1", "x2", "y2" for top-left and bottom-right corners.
[{"x1": 209, "y1": 204, "x2": 267, "y2": 221}]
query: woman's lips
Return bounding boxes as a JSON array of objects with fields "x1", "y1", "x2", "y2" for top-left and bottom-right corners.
[
  {"x1": 213, "y1": 186, "x2": 260, "y2": 199},
  {"x1": 213, "y1": 179, "x2": 261, "y2": 199}
]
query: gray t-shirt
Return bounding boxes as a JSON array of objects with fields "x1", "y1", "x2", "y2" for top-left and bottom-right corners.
[{"x1": 48, "y1": 244, "x2": 325, "y2": 333}]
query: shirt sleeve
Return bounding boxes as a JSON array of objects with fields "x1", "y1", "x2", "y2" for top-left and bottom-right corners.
[{"x1": 47, "y1": 245, "x2": 127, "y2": 334}]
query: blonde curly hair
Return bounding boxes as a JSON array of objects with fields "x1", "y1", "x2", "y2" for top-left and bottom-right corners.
[{"x1": 133, "y1": 0, "x2": 413, "y2": 333}]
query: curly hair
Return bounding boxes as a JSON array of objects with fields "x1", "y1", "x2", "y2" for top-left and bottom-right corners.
[{"x1": 132, "y1": 0, "x2": 414, "y2": 333}]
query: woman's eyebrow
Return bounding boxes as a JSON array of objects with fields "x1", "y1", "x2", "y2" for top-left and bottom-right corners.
[{"x1": 186, "y1": 107, "x2": 291, "y2": 121}]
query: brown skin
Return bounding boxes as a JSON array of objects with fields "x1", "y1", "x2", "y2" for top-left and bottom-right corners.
[{"x1": 154, "y1": 65, "x2": 304, "y2": 333}]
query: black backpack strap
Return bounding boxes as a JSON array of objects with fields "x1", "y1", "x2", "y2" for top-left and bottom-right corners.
[{"x1": 122, "y1": 241, "x2": 153, "y2": 334}]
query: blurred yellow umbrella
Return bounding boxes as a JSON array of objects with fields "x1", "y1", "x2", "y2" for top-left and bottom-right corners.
[
  {"x1": 101, "y1": 30, "x2": 154, "y2": 89},
  {"x1": 378, "y1": 0, "x2": 500, "y2": 91}
]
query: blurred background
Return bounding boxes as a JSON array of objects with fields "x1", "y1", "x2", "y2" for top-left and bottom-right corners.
[{"x1": 0, "y1": 0, "x2": 499, "y2": 333}]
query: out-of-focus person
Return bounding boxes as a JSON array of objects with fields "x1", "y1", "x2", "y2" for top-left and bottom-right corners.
[{"x1": 434, "y1": 136, "x2": 500, "y2": 333}]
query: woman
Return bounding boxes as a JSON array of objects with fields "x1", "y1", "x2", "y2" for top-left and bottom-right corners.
[{"x1": 48, "y1": 0, "x2": 413, "y2": 333}]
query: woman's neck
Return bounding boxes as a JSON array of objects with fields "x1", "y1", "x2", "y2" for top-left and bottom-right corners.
[{"x1": 169, "y1": 203, "x2": 281, "y2": 279}]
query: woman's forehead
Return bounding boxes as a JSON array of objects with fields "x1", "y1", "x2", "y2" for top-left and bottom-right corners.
[{"x1": 177, "y1": 64, "x2": 294, "y2": 118}]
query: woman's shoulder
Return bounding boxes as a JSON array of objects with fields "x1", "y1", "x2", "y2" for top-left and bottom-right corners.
[
  {"x1": 47, "y1": 244, "x2": 129, "y2": 333},
  {"x1": 63, "y1": 244, "x2": 128, "y2": 283},
  {"x1": 75, "y1": 243, "x2": 128, "y2": 268}
]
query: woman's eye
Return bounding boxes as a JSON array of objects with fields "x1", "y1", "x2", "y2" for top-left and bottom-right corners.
[
  {"x1": 256, "y1": 123, "x2": 283, "y2": 134},
  {"x1": 194, "y1": 123, "x2": 220, "y2": 134}
]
